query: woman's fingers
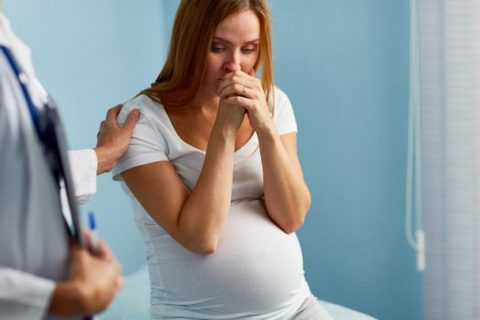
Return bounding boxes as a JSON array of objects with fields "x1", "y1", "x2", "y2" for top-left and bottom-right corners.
[
  {"x1": 219, "y1": 83, "x2": 255, "y2": 100},
  {"x1": 218, "y1": 70, "x2": 271, "y2": 133},
  {"x1": 223, "y1": 95, "x2": 254, "y2": 112},
  {"x1": 218, "y1": 70, "x2": 259, "y2": 96}
]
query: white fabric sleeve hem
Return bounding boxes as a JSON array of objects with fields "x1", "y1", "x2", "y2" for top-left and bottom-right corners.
[
  {"x1": 112, "y1": 154, "x2": 168, "y2": 181},
  {"x1": 68, "y1": 149, "x2": 97, "y2": 204},
  {"x1": 277, "y1": 126, "x2": 298, "y2": 136},
  {"x1": 0, "y1": 267, "x2": 55, "y2": 320}
]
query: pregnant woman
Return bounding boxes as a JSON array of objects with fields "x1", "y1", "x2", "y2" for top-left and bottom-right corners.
[{"x1": 113, "y1": 1, "x2": 332, "y2": 319}]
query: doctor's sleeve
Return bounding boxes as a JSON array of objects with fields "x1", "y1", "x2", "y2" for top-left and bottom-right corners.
[
  {"x1": 0, "y1": 268, "x2": 55, "y2": 320},
  {"x1": 68, "y1": 149, "x2": 98, "y2": 205}
]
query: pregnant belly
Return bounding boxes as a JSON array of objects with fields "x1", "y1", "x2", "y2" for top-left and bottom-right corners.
[{"x1": 147, "y1": 199, "x2": 306, "y2": 315}]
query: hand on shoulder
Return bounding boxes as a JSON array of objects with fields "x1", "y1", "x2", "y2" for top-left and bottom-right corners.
[{"x1": 94, "y1": 104, "x2": 140, "y2": 175}]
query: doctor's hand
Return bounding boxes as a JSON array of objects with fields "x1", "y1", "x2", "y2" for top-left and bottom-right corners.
[
  {"x1": 48, "y1": 236, "x2": 124, "y2": 316},
  {"x1": 94, "y1": 104, "x2": 140, "y2": 175}
]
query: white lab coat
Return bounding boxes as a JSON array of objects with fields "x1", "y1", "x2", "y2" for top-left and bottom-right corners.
[{"x1": 0, "y1": 13, "x2": 97, "y2": 320}]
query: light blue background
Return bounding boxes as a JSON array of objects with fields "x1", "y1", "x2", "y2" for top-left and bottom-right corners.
[{"x1": 3, "y1": 1, "x2": 421, "y2": 319}]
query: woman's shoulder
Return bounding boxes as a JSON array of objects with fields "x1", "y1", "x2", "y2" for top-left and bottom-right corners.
[
  {"x1": 119, "y1": 94, "x2": 167, "y2": 125},
  {"x1": 271, "y1": 85, "x2": 297, "y2": 134},
  {"x1": 271, "y1": 85, "x2": 292, "y2": 107},
  {"x1": 271, "y1": 85, "x2": 294, "y2": 111},
  {"x1": 123, "y1": 94, "x2": 164, "y2": 114},
  {"x1": 273, "y1": 85, "x2": 287, "y2": 98}
]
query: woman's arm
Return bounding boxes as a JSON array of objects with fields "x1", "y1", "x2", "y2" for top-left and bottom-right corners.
[
  {"x1": 121, "y1": 101, "x2": 245, "y2": 254},
  {"x1": 257, "y1": 129, "x2": 311, "y2": 233},
  {"x1": 219, "y1": 71, "x2": 310, "y2": 233}
]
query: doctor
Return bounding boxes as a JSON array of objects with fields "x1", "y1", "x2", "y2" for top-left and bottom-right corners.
[{"x1": 0, "y1": 2, "x2": 138, "y2": 319}]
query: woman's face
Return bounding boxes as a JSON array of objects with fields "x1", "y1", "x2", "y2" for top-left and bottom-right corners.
[{"x1": 203, "y1": 9, "x2": 260, "y2": 96}]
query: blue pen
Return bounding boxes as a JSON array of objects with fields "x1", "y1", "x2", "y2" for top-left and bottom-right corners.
[
  {"x1": 88, "y1": 210, "x2": 98, "y2": 254},
  {"x1": 85, "y1": 211, "x2": 99, "y2": 320}
]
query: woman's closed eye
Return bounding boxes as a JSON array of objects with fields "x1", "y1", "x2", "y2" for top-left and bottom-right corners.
[
  {"x1": 211, "y1": 43, "x2": 258, "y2": 54},
  {"x1": 241, "y1": 45, "x2": 258, "y2": 54},
  {"x1": 211, "y1": 43, "x2": 226, "y2": 52}
]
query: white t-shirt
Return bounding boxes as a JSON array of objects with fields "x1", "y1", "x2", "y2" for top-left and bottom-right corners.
[{"x1": 113, "y1": 88, "x2": 311, "y2": 319}]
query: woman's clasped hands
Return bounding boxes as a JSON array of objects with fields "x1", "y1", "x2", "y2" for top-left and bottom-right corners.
[{"x1": 217, "y1": 70, "x2": 273, "y2": 134}]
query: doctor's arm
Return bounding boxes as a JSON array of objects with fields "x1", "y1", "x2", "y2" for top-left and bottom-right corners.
[
  {"x1": 49, "y1": 236, "x2": 123, "y2": 316},
  {"x1": 0, "y1": 237, "x2": 122, "y2": 318},
  {"x1": 69, "y1": 105, "x2": 139, "y2": 204}
]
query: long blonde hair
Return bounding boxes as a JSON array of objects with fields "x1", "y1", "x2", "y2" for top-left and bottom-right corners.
[{"x1": 140, "y1": 0, "x2": 274, "y2": 107}]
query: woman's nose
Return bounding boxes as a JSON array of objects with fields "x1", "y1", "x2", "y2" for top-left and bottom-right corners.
[{"x1": 223, "y1": 57, "x2": 242, "y2": 72}]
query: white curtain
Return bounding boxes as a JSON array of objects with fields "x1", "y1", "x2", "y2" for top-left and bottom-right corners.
[{"x1": 414, "y1": 0, "x2": 480, "y2": 319}]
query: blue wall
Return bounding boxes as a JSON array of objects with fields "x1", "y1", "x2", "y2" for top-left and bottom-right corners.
[
  {"x1": 268, "y1": 2, "x2": 421, "y2": 320},
  {"x1": 3, "y1": 1, "x2": 421, "y2": 319}
]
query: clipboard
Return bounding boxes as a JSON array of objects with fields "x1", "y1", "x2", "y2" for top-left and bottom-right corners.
[{"x1": 43, "y1": 97, "x2": 86, "y2": 247}]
